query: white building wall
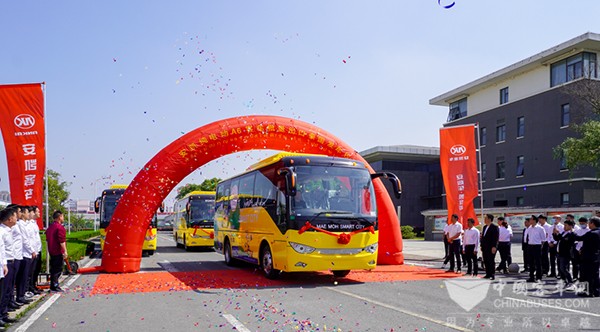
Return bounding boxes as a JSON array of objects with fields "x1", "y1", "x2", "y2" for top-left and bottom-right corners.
[{"x1": 468, "y1": 66, "x2": 550, "y2": 115}]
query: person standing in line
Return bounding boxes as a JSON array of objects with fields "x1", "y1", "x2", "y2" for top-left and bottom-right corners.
[
  {"x1": 15, "y1": 207, "x2": 35, "y2": 304},
  {"x1": 496, "y1": 217, "x2": 513, "y2": 274},
  {"x1": 547, "y1": 215, "x2": 564, "y2": 278},
  {"x1": 480, "y1": 214, "x2": 499, "y2": 280},
  {"x1": 27, "y1": 206, "x2": 43, "y2": 295},
  {"x1": 527, "y1": 215, "x2": 547, "y2": 282},
  {"x1": 441, "y1": 222, "x2": 452, "y2": 269},
  {"x1": 445, "y1": 214, "x2": 463, "y2": 273},
  {"x1": 538, "y1": 215, "x2": 552, "y2": 276},
  {"x1": 573, "y1": 217, "x2": 590, "y2": 281},
  {"x1": 462, "y1": 218, "x2": 480, "y2": 277},
  {"x1": 0, "y1": 207, "x2": 18, "y2": 324},
  {"x1": 553, "y1": 219, "x2": 576, "y2": 288},
  {"x1": 45, "y1": 211, "x2": 67, "y2": 292},
  {"x1": 7, "y1": 205, "x2": 26, "y2": 308},
  {"x1": 0, "y1": 208, "x2": 12, "y2": 329},
  {"x1": 573, "y1": 216, "x2": 600, "y2": 297},
  {"x1": 521, "y1": 217, "x2": 531, "y2": 273}
]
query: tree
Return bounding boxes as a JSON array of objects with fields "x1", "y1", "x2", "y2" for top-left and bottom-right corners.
[
  {"x1": 44, "y1": 169, "x2": 70, "y2": 215},
  {"x1": 554, "y1": 78, "x2": 600, "y2": 174},
  {"x1": 175, "y1": 178, "x2": 221, "y2": 199}
]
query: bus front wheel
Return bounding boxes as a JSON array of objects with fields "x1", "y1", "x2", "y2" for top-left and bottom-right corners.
[
  {"x1": 333, "y1": 270, "x2": 350, "y2": 278},
  {"x1": 260, "y1": 244, "x2": 280, "y2": 279}
]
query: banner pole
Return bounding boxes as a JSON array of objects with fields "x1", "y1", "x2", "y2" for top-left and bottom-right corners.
[
  {"x1": 42, "y1": 82, "x2": 50, "y2": 274},
  {"x1": 475, "y1": 123, "x2": 484, "y2": 220}
]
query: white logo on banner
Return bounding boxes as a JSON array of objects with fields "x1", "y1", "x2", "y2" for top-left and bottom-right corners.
[
  {"x1": 450, "y1": 144, "x2": 466, "y2": 156},
  {"x1": 14, "y1": 114, "x2": 35, "y2": 129}
]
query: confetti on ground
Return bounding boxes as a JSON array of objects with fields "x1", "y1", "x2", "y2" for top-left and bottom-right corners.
[{"x1": 90, "y1": 265, "x2": 460, "y2": 295}]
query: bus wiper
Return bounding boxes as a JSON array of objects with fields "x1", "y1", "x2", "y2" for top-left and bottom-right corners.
[{"x1": 308, "y1": 211, "x2": 353, "y2": 224}]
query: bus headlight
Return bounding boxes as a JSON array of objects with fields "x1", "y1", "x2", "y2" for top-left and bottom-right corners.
[
  {"x1": 363, "y1": 243, "x2": 378, "y2": 253},
  {"x1": 290, "y1": 242, "x2": 316, "y2": 254}
]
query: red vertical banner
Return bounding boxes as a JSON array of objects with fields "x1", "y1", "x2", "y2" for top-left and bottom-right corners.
[
  {"x1": 0, "y1": 83, "x2": 45, "y2": 228},
  {"x1": 439, "y1": 124, "x2": 479, "y2": 227}
]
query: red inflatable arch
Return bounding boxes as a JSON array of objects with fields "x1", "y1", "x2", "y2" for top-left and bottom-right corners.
[{"x1": 94, "y1": 115, "x2": 403, "y2": 273}]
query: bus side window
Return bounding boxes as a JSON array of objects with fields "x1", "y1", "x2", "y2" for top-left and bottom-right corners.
[{"x1": 276, "y1": 179, "x2": 287, "y2": 226}]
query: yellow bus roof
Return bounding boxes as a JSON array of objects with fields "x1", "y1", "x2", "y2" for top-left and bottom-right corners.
[
  {"x1": 109, "y1": 184, "x2": 128, "y2": 189},
  {"x1": 183, "y1": 190, "x2": 216, "y2": 199},
  {"x1": 246, "y1": 152, "x2": 327, "y2": 171}
]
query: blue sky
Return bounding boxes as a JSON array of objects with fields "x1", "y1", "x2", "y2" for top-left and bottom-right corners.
[{"x1": 2, "y1": 0, "x2": 600, "y2": 206}]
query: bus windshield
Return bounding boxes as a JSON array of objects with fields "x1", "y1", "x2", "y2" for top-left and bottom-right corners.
[
  {"x1": 292, "y1": 165, "x2": 377, "y2": 228},
  {"x1": 100, "y1": 194, "x2": 120, "y2": 227},
  {"x1": 189, "y1": 198, "x2": 215, "y2": 227}
]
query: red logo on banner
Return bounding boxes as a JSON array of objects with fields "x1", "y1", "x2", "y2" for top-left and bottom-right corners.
[
  {"x1": 0, "y1": 83, "x2": 46, "y2": 229},
  {"x1": 14, "y1": 114, "x2": 36, "y2": 129},
  {"x1": 440, "y1": 125, "x2": 479, "y2": 228}
]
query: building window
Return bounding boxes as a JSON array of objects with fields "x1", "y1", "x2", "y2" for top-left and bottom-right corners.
[
  {"x1": 496, "y1": 124, "x2": 506, "y2": 143},
  {"x1": 500, "y1": 87, "x2": 509, "y2": 104},
  {"x1": 447, "y1": 98, "x2": 467, "y2": 122},
  {"x1": 517, "y1": 116, "x2": 525, "y2": 138},
  {"x1": 560, "y1": 152, "x2": 568, "y2": 170},
  {"x1": 560, "y1": 192, "x2": 570, "y2": 205},
  {"x1": 481, "y1": 162, "x2": 486, "y2": 182},
  {"x1": 480, "y1": 127, "x2": 487, "y2": 146},
  {"x1": 516, "y1": 196, "x2": 524, "y2": 206},
  {"x1": 551, "y1": 52, "x2": 597, "y2": 87},
  {"x1": 561, "y1": 104, "x2": 570, "y2": 127},
  {"x1": 496, "y1": 160, "x2": 505, "y2": 179},
  {"x1": 516, "y1": 155, "x2": 525, "y2": 177}
]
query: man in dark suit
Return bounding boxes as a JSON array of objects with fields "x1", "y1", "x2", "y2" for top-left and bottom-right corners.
[
  {"x1": 574, "y1": 216, "x2": 600, "y2": 297},
  {"x1": 481, "y1": 214, "x2": 499, "y2": 280}
]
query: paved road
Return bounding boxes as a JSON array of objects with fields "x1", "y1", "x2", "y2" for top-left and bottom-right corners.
[{"x1": 9, "y1": 236, "x2": 600, "y2": 332}]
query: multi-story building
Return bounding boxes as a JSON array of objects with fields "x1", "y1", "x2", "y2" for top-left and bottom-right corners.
[
  {"x1": 424, "y1": 32, "x2": 600, "y2": 240},
  {"x1": 360, "y1": 145, "x2": 442, "y2": 233}
]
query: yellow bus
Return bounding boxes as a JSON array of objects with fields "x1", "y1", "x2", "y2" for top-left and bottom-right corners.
[
  {"x1": 214, "y1": 153, "x2": 401, "y2": 279},
  {"x1": 173, "y1": 191, "x2": 216, "y2": 250},
  {"x1": 95, "y1": 184, "x2": 159, "y2": 256}
]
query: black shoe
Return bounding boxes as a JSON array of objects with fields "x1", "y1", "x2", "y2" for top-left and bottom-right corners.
[
  {"x1": 526, "y1": 278, "x2": 536, "y2": 282},
  {"x1": 13, "y1": 301, "x2": 24, "y2": 306},
  {"x1": 49, "y1": 287, "x2": 64, "y2": 292},
  {"x1": 503, "y1": 269, "x2": 509, "y2": 274},
  {"x1": 32, "y1": 289, "x2": 42, "y2": 295},
  {"x1": 456, "y1": 269, "x2": 462, "y2": 273},
  {"x1": 521, "y1": 269, "x2": 529, "y2": 273},
  {"x1": 445, "y1": 269, "x2": 455, "y2": 273},
  {"x1": 547, "y1": 274, "x2": 557, "y2": 278},
  {"x1": 7, "y1": 304, "x2": 20, "y2": 310},
  {"x1": 2, "y1": 317, "x2": 17, "y2": 323},
  {"x1": 16, "y1": 298, "x2": 31, "y2": 304},
  {"x1": 577, "y1": 292, "x2": 591, "y2": 297},
  {"x1": 489, "y1": 276, "x2": 495, "y2": 280}
]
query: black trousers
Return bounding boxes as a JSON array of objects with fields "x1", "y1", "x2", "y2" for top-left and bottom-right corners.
[
  {"x1": 522, "y1": 244, "x2": 530, "y2": 270},
  {"x1": 0, "y1": 260, "x2": 15, "y2": 318},
  {"x1": 16, "y1": 257, "x2": 33, "y2": 299},
  {"x1": 528, "y1": 244, "x2": 543, "y2": 280},
  {"x1": 49, "y1": 255, "x2": 64, "y2": 289},
  {"x1": 572, "y1": 250, "x2": 582, "y2": 280},
  {"x1": 482, "y1": 248, "x2": 497, "y2": 277},
  {"x1": 463, "y1": 244, "x2": 478, "y2": 275},
  {"x1": 449, "y1": 240, "x2": 462, "y2": 270},
  {"x1": 30, "y1": 251, "x2": 42, "y2": 290},
  {"x1": 443, "y1": 237, "x2": 451, "y2": 265},
  {"x1": 541, "y1": 242, "x2": 550, "y2": 275},
  {"x1": 549, "y1": 244, "x2": 558, "y2": 276},
  {"x1": 580, "y1": 261, "x2": 600, "y2": 297},
  {"x1": 497, "y1": 242, "x2": 512, "y2": 270}
]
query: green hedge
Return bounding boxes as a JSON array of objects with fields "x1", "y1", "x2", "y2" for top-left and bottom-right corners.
[
  {"x1": 40, "y1": 230, "x2": 99, "y2": 272},
  {"x1": 400, "y1": 225, "x2": 416, "y2": 239}
]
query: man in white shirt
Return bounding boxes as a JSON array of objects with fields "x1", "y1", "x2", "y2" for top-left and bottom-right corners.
[
  {"x1": 445, "y1": 214, "x2": 463, "y2": 273},
  {"x1": 12, "y1": 206, "x2": 33, "y2": 306},
  {"x1": 496, "y1": 217, "x2": 513, "y2": 274},
  {"x1": 462, "y1": 218, "x2": 480, "y2": 277},
  {"x1": 17, "y1": 207, "x2": 37, "y2": 302},
  {"x1": 547, "y1": 215, "x2": 565, "y2": 278},
  {"x1": 521, "y1": 217, "x2": 531, "y2": 273},
  {"x1": 573, "y1": 217, "x2": 590, "y2": 281},
  {"x1": 527, "y1": 215, "x2": 547, "y2": 282},
  {"x1": 538, "y1": 215, "x2": 553, "y2": 277},
  {"x1": 441, "y1": 223, "x2": 451, "y2": 269},
  {"x1": 0, "y1": 206, "x2": 19, "y2": 324},
  {"x1": 27, "y1": 206, "x2": 43, "y2": 295}
]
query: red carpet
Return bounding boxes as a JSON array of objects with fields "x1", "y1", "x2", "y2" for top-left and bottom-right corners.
[{"x1": 91, "y1": 265, "x2": 461, "y2": 295}]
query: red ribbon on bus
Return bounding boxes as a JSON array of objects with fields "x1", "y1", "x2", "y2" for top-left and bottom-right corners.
[
  {"x1": 193, "y1": 226, "x2": 214, "y2": 239},
  {"x1": 298, "y1": 221, "x2": 375, "y2": 245}
]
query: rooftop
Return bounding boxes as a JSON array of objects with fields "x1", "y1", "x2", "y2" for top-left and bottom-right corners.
[
  {"x1": 360, "y1": 145, "x2": 440, "y2": 162},
  {"x1": 429, "y1": 32, "x2": 600, "y2": 106}
]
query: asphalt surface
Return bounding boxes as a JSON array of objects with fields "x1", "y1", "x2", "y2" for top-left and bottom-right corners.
[{"x1": 8, "y1": 236, "x2": 600, "y2": 332}]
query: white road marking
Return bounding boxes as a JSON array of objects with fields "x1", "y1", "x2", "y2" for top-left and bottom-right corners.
[
  {"x1": 15, "y1": 259, "x2": 97, "y2": 332},
  {"x1": 327, "y1": 287, "x2": 473, "y2": 332},
  {"x1": 160, "y1": 260, "x2": 178, "y2": 272},
  {"x1": 503, "y1": 297, "x2": 600, "y2": 317},
  {"x1": 404, "y1": 261, "x2": 436, "y2": 267},
  {"x1": 223, "y1": 314, "x2": 252, "y2": 332}
]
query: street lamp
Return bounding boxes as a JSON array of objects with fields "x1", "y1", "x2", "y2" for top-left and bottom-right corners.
[{"x1": 66, "y1": 199, "x2": 75, "y2": 234}]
